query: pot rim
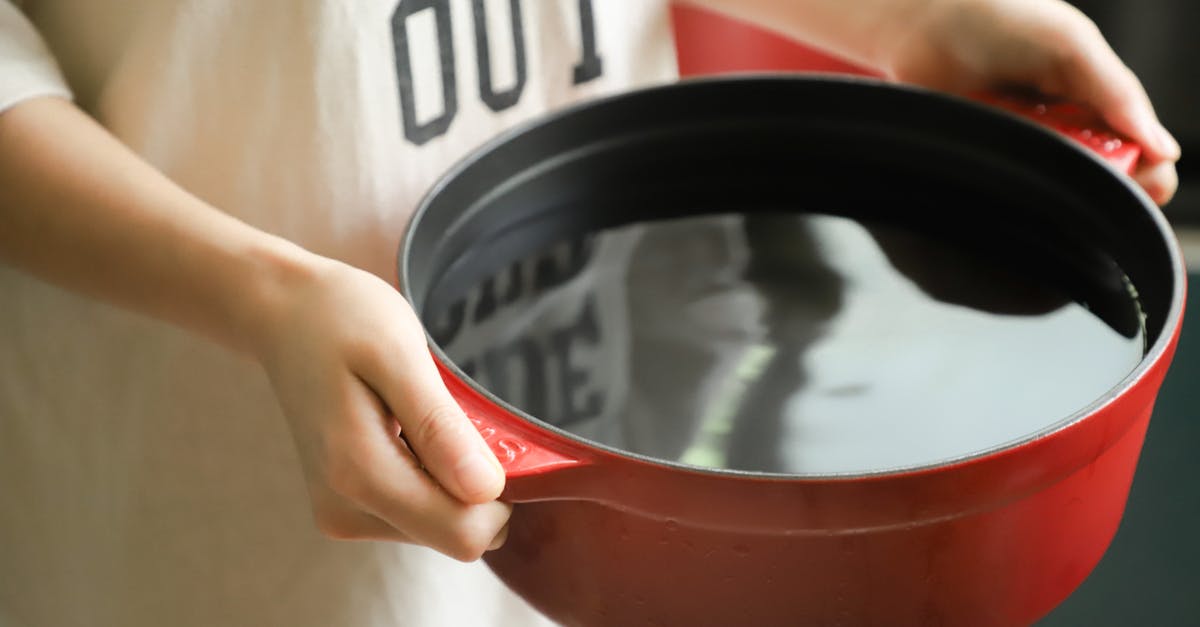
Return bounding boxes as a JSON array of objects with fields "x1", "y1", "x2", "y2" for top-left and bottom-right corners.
[{"x1": 399, "y1": 74, "x2": 1187, "y2": 481}]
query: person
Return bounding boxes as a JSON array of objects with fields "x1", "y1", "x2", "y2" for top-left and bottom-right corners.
[{"x1": 0, "y1": 0, "x2": 1180, "y2": 625}]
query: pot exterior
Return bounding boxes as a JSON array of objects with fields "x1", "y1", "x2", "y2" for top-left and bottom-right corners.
[
  {"x1": 485, "y1": 412, "x2": 1147, "y2": 626},
  {"x1": 401, "y1": 74, "x2": 1188, "y2": 626},
  {"x1": 483, "y1": 334, "x2": 1178, "y2": 626}
]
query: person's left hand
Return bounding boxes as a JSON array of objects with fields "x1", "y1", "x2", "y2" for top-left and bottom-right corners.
[{"x1": 882, "y1": 0, "x2": 1180, "y2": 204}]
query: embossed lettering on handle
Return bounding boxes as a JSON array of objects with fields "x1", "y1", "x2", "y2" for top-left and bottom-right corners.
[
  {"x1": 470, "y1": 417, "x2": 529, "y2": 466},
  {"x1": 465, "y1": 412, "x2": 581, "y2": 478},
  {"x1": 437, "y1": 359, "x2": 588, "y2": 479}
]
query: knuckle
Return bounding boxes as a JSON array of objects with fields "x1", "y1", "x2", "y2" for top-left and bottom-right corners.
[
  {"x1": 347, "y1": 334, "x2": 388, "y2": 371},
  {"x1": 438, "y1": 506, "x2": 510, "y2": 562},
  {"x1": 313, "y1": 509, "x2": 359, "y2": 540},
  {"x1": 325, "y1": 455, "x2": 372, "y2": 503},
  {"x1": 343, "y1": 332, "x2": 371, "y2": 357},
  {"x1": 368, "y1": 310, "x2": 423, "y2": 359},
  {"x1": 1056, "y1": 2, "x2": 1103, "y2": 43},
  {"x1": 412, "y1": 402, "x2": 469, "y2": 448},
  {"x1": 441, "y1": 521, "x2": 494, "y2": 562}
]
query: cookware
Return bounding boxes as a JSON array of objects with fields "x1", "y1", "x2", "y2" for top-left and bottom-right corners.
[{"x1": 400, "y1": 76, "x2": 1185, "y2": 626}]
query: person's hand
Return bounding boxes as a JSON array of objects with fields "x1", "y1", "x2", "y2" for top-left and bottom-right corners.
[
  {"x1": 882, "y1": 0, "x2": 1180, "y2": 204},
  {"x1": 0, "y1": 96, "x2": 508, "y2": 560},
  {"x1": 253, "y1": 256, "x2": 510, "y2": 561}
]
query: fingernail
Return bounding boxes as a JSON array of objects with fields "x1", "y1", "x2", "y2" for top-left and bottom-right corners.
[
  {"x1": 454, "y1": 444, "x2": 503, "y2": 498},
  {"x1": 488, "y1": 523, "x2": 510, "y2": 551},
  {"x1": 1158, "y1": 125, "x2": 1182, "y2": 160}
]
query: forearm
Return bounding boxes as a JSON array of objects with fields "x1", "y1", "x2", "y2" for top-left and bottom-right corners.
[
  {"x1": 0, "y1": 96, "x2": 323, "y2": 355},
  {"x1": 683, "y1": 0, "x2": 946, "y2": 73}
]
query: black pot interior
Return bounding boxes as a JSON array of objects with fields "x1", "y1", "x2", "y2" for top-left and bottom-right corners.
[{"x1": 401, "y1": 77, "x2": 1180, "y2": 475}]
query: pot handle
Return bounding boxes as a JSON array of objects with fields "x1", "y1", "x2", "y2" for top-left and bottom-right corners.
[
  {"x1": 976, "y1": 92, "x2": 1141, "y2": 175},
  {"x1": 436, "y1": 360, "x2": 593, "y2": 480}
]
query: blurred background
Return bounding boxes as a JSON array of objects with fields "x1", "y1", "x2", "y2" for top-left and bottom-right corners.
[{"x1": 667, "y1": 2, "x2": 1200, "y2": 624}]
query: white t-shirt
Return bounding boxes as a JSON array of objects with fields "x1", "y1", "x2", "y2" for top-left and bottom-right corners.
[{"x1": 0, "y1": 1, "x2": 677, "y2": 625}]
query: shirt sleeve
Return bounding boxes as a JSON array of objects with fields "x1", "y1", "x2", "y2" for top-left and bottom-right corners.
[{"x1": 0, "y1": 0, "x2": 71, "y2": 114}]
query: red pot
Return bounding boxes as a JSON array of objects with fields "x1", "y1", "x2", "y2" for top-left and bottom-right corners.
[{"x1": 401, "y1": 77, "x2": 1185, "y2": 626}]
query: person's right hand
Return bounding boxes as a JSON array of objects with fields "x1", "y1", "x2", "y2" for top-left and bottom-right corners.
[
  {"x1": 0, "y1": 95, "x2": 509, "y2": 561},
  {"x1": 253, "y1": 256, "x2": 511, "y2": 561}
]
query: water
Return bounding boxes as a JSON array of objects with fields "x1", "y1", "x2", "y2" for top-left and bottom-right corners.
[{"x1": 428, "y1": 212, "x2": 1146, "y2": 474}]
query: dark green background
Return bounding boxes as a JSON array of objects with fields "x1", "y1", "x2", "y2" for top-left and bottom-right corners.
[{"x1": 1040, "y1": 273, "x2": 1200, "y2": 625}]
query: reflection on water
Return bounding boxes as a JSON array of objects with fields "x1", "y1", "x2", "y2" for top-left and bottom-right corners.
[{"x1": 428, "y1": 213, "x2": 1146, "y2": 474}]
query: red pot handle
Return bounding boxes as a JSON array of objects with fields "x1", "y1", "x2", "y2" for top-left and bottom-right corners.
[
  {"x1": 976, "y1": 92, "x2": 1141, "y2": 175},
  {"x1": 436, "y1": 360, "x2": 593, "y2": 479}
]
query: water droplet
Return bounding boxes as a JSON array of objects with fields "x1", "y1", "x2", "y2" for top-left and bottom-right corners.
[{"x1": 665, "y1": 520, "x2": 679, "y2": 532}]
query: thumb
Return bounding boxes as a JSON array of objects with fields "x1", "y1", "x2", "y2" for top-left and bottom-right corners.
[
  {"x1": 357, "y1": 307, "x2": 507, "y2": 504},
  {"x1": 403, "y1": 386, "x2": 508, "y2": 504}
]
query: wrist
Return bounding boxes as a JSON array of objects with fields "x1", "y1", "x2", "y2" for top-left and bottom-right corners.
[{"x1": 221, "y1": 233, "x2": 333, "y2": 359}]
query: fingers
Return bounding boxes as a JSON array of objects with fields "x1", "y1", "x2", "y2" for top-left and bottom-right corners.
[
  {"x1": 309, "y1": 484, "x2": 415, "y2": 543},
  {"x1": 352, "y1": 300, "x2": 507, "y2": 505},
  {"x1": 898, "y1": 0, "x2": 1182, "y2": 205},
  {"x1": 1041, "y1": 9, "x2": 1180, "y2": 204},
  {"x1": 1132, "y1": 159, "x2": 1180, "y2": 206},
  {"x1": 355, "y1": 375, "x2": 513, "y2": 549},
  {"x1": 351, "y1": 440, "x2": 513, "y2": 561},
  {"x1": 314, "y1": 466, "x2": 511, "y2": 559},
  {"x1": 264, "y1": 264, "x2": 512, "y2": 559},
  {"x1": 318, "y1": 375, "x2": 512, "y2": 560},
  {"x1": 1060, "y1": 40, "x2": 1178, "y2": 163}
]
